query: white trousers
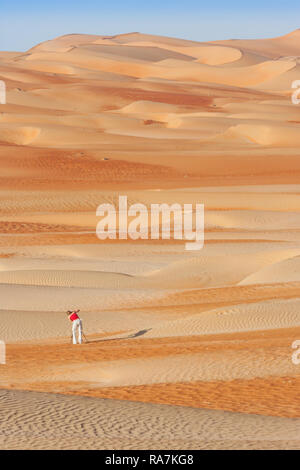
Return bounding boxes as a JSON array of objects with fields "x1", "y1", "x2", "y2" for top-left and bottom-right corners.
[{"x1": 72, "y1": 319, "x2": 82, "y2": 344}]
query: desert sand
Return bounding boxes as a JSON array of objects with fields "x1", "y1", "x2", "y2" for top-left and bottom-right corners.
[{"x1": 0, "y1": 29, "x2": 300, "y2": 450}]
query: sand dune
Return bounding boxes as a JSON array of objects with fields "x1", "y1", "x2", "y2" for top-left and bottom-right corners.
[
  {"x1": 213, "y1": 29, "x2": 300, "y2": 59},
  {"x1": 1, "y1": 389, "x2": 299, "y2": 450},
  {"x1": 221, "y1": 123, "x2": 300, "y2": 146},
  {"x1": 143, "y1": 247, "x2": 300, "y2": 288},
  {"x1": 143, "y1": 298, "x2": 300, "y2": 339},
  {"x1": 0, "y1": 126, "x2": 40, "y2": 145},
  {"x1": 124, "y1": 41, "x2": 243, "y2": 65},
  {"x1": 145, "y1": 59, "x2": 296, "y2": 87},
  {"x1": 240, "y1": 255, "x2": 300, "y2": 285},
  {"x1": 1, "y1": 30, "x2": 300, "y2": 450},
  {"x1": 119, "y1": 100, "x2": 182, "y2": 115}
]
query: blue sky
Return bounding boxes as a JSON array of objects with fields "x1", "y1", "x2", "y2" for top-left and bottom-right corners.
[{"x1": 1, "y1": 0, "x2": 300, "y2": 51}]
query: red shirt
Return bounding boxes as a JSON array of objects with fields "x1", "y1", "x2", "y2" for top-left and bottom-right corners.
[{"x1": 69, "y1": 312, "x2": 79, "y2": 322}]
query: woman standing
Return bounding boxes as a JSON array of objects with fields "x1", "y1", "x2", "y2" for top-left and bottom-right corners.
[{"x1": 67, "y1": 309, "x2": 83, "y2": 344}]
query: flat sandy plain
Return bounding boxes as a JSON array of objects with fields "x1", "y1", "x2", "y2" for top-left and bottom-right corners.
[{"x1": 0, "y1": 30, "x2": 300, "y2": 449}]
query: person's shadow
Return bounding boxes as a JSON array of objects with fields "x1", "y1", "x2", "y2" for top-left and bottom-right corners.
[{"x1": 86, "y1": 328, "x2": 151, "y2": 343}]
